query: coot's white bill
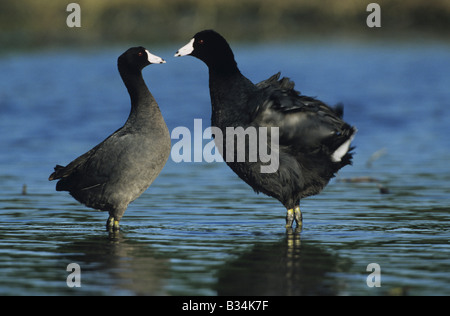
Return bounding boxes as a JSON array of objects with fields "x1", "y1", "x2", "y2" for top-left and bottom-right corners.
[
  {"x1": 175, "y1": 38, "x2": 195, "y2": 57},
  {"x1": 146, "y1": 50, "x2": 166, "y2": 64}
]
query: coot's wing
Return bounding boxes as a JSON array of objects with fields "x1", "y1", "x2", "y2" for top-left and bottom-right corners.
[
  {"x1": 49, "y1": 146, "x2": 94, "y2": 181},
  {"x1": 256, "y1": 72, "x2": 297, "y2": 91},
  {"x1": 252, "y1": 73, "x2": 355, "y2": 158},
  {"x1": 48, "y1": 129, "x2": 125, "y2": 191}
]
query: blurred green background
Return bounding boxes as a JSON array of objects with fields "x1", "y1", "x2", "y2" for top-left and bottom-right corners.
[{"x1": 1, "y1": 0, "x2": 449, "y2": 50}]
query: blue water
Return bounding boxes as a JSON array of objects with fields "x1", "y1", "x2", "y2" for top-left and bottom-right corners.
[{"x1": 1, "y1": 39, "x2": 449, "y2": 295}]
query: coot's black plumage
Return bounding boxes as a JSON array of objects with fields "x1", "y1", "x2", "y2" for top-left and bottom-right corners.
[
  {"x1": 49, "y1": 47, "x2": 170, "y2": 231},
  {"x1": 175, "y1": 30, "x2": 356, "y2": 228}
]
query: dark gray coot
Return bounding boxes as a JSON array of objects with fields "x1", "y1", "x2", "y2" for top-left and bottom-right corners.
[
  {"x1": 49, "y1": 47, "x2": 171, "y2": 231},
  {"x1": 175, "y1": 30, "x2": 356, "y2": 229}
]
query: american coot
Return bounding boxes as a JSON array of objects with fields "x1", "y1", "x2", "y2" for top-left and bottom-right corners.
[
  {"x1": 49, "y1": 47, "x2": 170, "y2": 231},
  {"x1": 175, "y1": 30, "x2": 356, "y2": 229}
]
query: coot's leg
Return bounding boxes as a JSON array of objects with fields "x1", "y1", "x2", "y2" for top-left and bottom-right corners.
[
  {"x1": 113, "y1": 219, "x2": 120, "y2": 231},
  {"x1": 285, "y1": 208, "x2": 294, "y2": 228},
  {"x1": 294, "y1": 205, "x2": 302, "y2": 228},
  {"x1": 106, "y1": 215, "x2": 120, "y2": 231},
  {"x1": 106, "y1": 216, "x2": 114, "y2": 230}
]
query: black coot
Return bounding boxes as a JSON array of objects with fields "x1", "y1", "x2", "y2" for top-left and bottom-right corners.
[
  {"x1": 175, "y1": 30, "x2": 356, "y2": 229},
  {"x1": 49, "y1": 47, "x2": 170, "y2": 231}
]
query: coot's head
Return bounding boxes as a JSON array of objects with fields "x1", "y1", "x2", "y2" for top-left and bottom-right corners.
[
  {"x1": 118, "y1": 47, "x2": 165, "y2": 72},
  {"x1": 175, "y1": 30, "x2": 236, "y2": 70}
]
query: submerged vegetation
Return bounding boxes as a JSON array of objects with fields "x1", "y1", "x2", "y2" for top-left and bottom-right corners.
[{"x1": 0, "y1": 0, "x2": 449, "y2": 50}]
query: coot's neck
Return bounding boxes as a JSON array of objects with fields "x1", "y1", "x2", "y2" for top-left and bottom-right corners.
[
  {"x1": 204, "y1": 40, "x2": 240, "y2": 76},
  {"x1": 208, "y1": 63, "x2": 257, "y2": 128},
  {"x1": 207, "y1": 57, "x2": 240, "y2": 76},
  {"x1": 119, "y1": 66, "x2": 154, "y2": 110}
]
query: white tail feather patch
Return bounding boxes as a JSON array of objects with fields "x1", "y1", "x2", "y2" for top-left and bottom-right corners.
[{"x1": 331, "y1": 132, "x2": 356, "y2": 162}]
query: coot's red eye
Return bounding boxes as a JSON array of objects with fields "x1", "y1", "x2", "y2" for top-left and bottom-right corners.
[
  {"x1": 198, "y1": 39, "x2": 204, "y2": 44},
  {"x1": 138, "y1": 52, "x2": 144, "y2": 57}
]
